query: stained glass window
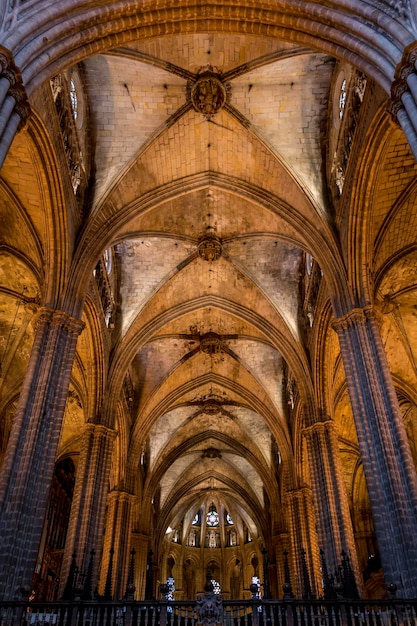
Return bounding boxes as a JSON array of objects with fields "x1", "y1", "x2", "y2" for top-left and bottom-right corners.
[
  {"x1": 70, "y1": 78, "x2": 78, "y2": 121},
  {"x1": 339, "y1": 79, "x2": 347, "y2": 120},
  {"x1": 212, "y1": 579, "x2": 221, "y2": 595},
  {"x1": 206, "y1": 504, "x2": 219, "y2": 527}
]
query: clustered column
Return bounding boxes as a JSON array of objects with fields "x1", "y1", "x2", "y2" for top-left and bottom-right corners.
[
  {"x1": 60, "y1": 423, "x2": 116, "y2": 597},
  {"x1": 286, "y1": 487, "x2": 321, "y2": 598},
  {"x1": 390, "y1": 43, "x2": 417, "y2": 159},
  {"x1": 273, "y1": 531, "x2": 291, "y2": 596},
  {"x1": 131, "y1": 533, "x2": 152, "y2": 600},
  {"x1": 100, "y1": 490, "x2": 136, "y2": 599},
  {"x1": 0, "y1": 45, "x2": 30, "y2": 167},
  {"x1": 0, "y1": 307, "x2": 84, "y2": 600},
  {"x1": 333, "y1": 305, "x2": 417, "y2": 596},
  {"x1": 303, "y1": 420, "x2": 361, "y2": 591}
]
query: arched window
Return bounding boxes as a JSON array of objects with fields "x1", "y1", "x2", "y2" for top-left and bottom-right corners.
[
  {"x1": 69, "y1": 71, "x2": 84, "y2": 130},
  {"x1": 69, "y1": 78, "x2": 78, "y2": 121},
  {"x1": 339, "y1": 78, "x2": 347, "y2": 120},
  {"x1": 211, "y1": 579, "x2": 221, "y2": 595},
  {"x1": 206, "y1": 503, "x2": 219, "y2": 527}
]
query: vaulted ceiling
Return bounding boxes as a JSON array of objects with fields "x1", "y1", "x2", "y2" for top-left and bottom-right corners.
[
  {"x1": 69, "y1": 33, "x2": 336, "y2": 541},
  {"x1": 2, "y1": 7, "x2": 417, "y2": 567}
]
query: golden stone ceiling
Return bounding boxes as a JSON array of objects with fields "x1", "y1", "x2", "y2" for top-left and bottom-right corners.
[
  {"x1": 65, "y1": 33, "x2": 335, "y2": 536},
  {"x1": 2, "y1": 20, "x2": 417, "y2": 557}
]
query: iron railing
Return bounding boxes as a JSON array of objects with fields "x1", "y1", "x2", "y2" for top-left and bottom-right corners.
[{"x1": 0, "y1": 599, "x2": 416, "y2": 626}]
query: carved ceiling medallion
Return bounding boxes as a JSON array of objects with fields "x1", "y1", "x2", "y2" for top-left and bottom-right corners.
[
  {"x1": 198, "y1": 227, "x2": 222, "y2": 262},
  {"x1": 202, "y1": 447, "x2": 222, "y2": 459},
  {"x1": 190, "y1": 68, "x2": 228, "y2": 120},
  {"x1": 202, "y1": 400, "x2": 222, "y2": 415},
  {"x1": 200, "y1": 332, "x2": 223, "y2": 355}
]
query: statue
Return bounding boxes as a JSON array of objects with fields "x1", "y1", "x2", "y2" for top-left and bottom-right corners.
[
  {"x1": 183, "y1": 559, "x2": 195, "y2": 599},
  {"x1": 208, "y1": 529, "x2": 217, "y2": 548},
  {"x1": 189, "y1": 528, "x2": 197, "y2": 547},
  {"x1": 230, "y1": 560, "x2": 242, "y2": 599}
]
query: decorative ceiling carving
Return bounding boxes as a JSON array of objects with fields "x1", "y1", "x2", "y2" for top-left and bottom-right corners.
[{"x1": 189, "y1": 66, "x2": 230, "y2": 120}]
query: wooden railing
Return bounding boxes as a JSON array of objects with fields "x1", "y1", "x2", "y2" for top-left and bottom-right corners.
[{"x1": 0, "y1": 599, "x2": 416, "y2": 626}]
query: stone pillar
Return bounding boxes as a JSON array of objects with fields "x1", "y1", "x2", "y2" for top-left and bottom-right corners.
[
  {"x1": 0, "y1": 308, "x2": 84, "y2": 600},
  {"x1": 390, "y1": 43, "x2": 417, "y2": 160},
  {"x1": 0, "y1": 46, "x2": 31, "y2": 168},
  {"x1": 303, "y1": 420, "x2": 362, "y2": 591},
  {"x1": 333, "y1": 305, "x2": 417, "y2": 596},
  {"x1": 99, "y1": 490, "x2": 135, "y2": 599},
  {"x1": 131, "y1": 533, "x2": 151, "y2": 599},
  {"x1": 286, "y1": 487, "x2": 321, "y2": 598},
  {"x1": 60, "y1": 423, "x2": 116, "y2": 597},
  {"x1": 273, "y1": 532, "x2": 291, "y2": 598}
]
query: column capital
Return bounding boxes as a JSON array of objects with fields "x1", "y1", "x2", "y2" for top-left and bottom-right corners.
[
  {"x1": 0, "y1": 46, "x2": 20, "y2": 86},
  {"x1": 133, "y1": 532, "x2": 151, "y2": 542},
  {"x1": 107, "y1": 489, "x2": 136, "y2": 504},
  {"x1": 302, "y1": 419, "x2": 335, "y2": 438},
  {"x1": 285, "y1": 485, "x2": 312, "y2": 503},
  {"x1": 33, "y1": 307, "x2": 85, "y2": 335},
  {"x1": 332, "y1": 304, "x2": 379, "y2": 332},
  {"x1": 0, "y1": 45, "x2": 30, "y2": 125},
  {"x1": 394, "y1": 40, "x2": 417, "y2": 82},
  {"x1": 389, "y1": 40, "x2": 417, "y2": 125},
  {"x1": 84, "y1": 422, "x2": 117, "y2": 441}
]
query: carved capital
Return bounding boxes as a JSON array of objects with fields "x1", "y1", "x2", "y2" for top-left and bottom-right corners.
[
  {"x1": 391, "y1": 78, "x2": 409, "y2": 102},
  {"x1": 84, "y1": 422, "x2": 118, "y2": 441},
  {"x1": 387, "y1": 98, "x2": 404, "y2": 125},
  {"x1": 32, "y1": 307, "x2": 85, "y2": 335},
  {"x1": 303, "y1": 419, "x2": 334, "y2": 439},
  {"x1": 0, "y1": 45, "x2": 31, "y2": 125},
  {"x1": 0, "y1": 45, "x2": 15, "y2": 81},
  {"x1": 390, "y1": 41, "x2": 417, "y2": 124},
  {"x1": 394, "y1": 41, "x2": 417, "y2": 81},
  {"x1": 285, "y1": 486, "x2": 312, "y2": 505},
  {"x1": 10, "y1": 83, "x2": 31, "y2": 127},
  {"x1": 332, "y1": 304, "x2": 376, "y2": 332}
]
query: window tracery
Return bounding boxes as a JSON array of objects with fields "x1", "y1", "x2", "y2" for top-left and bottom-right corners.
[
  {"x1": 94, "y1": 249, "x2": 116, "y2": 328},
  {"x1": 69, "y1": 79, "x2": 78, "y2": 122},
  {"x1": 50, "y1": 69, "x2": 86, "y2": 197},
  {"x1": 339, "y1": 79, "x2": 347, "y2": 120},
  {"x1": 206, "y1": 504, "x2": 219, "y2": 527},
  {"x1": 301, "y1": 253, "x2": 322, "y2": 330},
  {"x1": 331, "y1": 69, "x2": 367, "y2": 198}
]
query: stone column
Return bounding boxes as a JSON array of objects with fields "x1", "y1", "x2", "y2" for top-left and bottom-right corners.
[
  {"x1": 0, "y1": 308, "x2": 84, "y2": 600},
  {"x1": 286, "y1": 487, "x2": 321, "y2": 598},
  {"x1": 99, "y1": 490, "x2": 135, "y2": 599},
  {"x1": 272, "y1": 531, "x2": 291, "y2": 598},
  {"x1": 333, "y1": 305, "x2": 417, "y2": 596},
  {"x1": 0, "y1": 45, "x2": 31, "y2": 168},
  {"x1": 303, "y1": 420, "x2": 362, "y2": 591},
  {"x1": 60, "y1": 423, "x2": 116, "y2": 597},
  {"x1": 131, "y1": 533, "x2": 151, "y2": 599},
  {"x1": 389, "y1": 43, "x2": 417, "y2": 160}
]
